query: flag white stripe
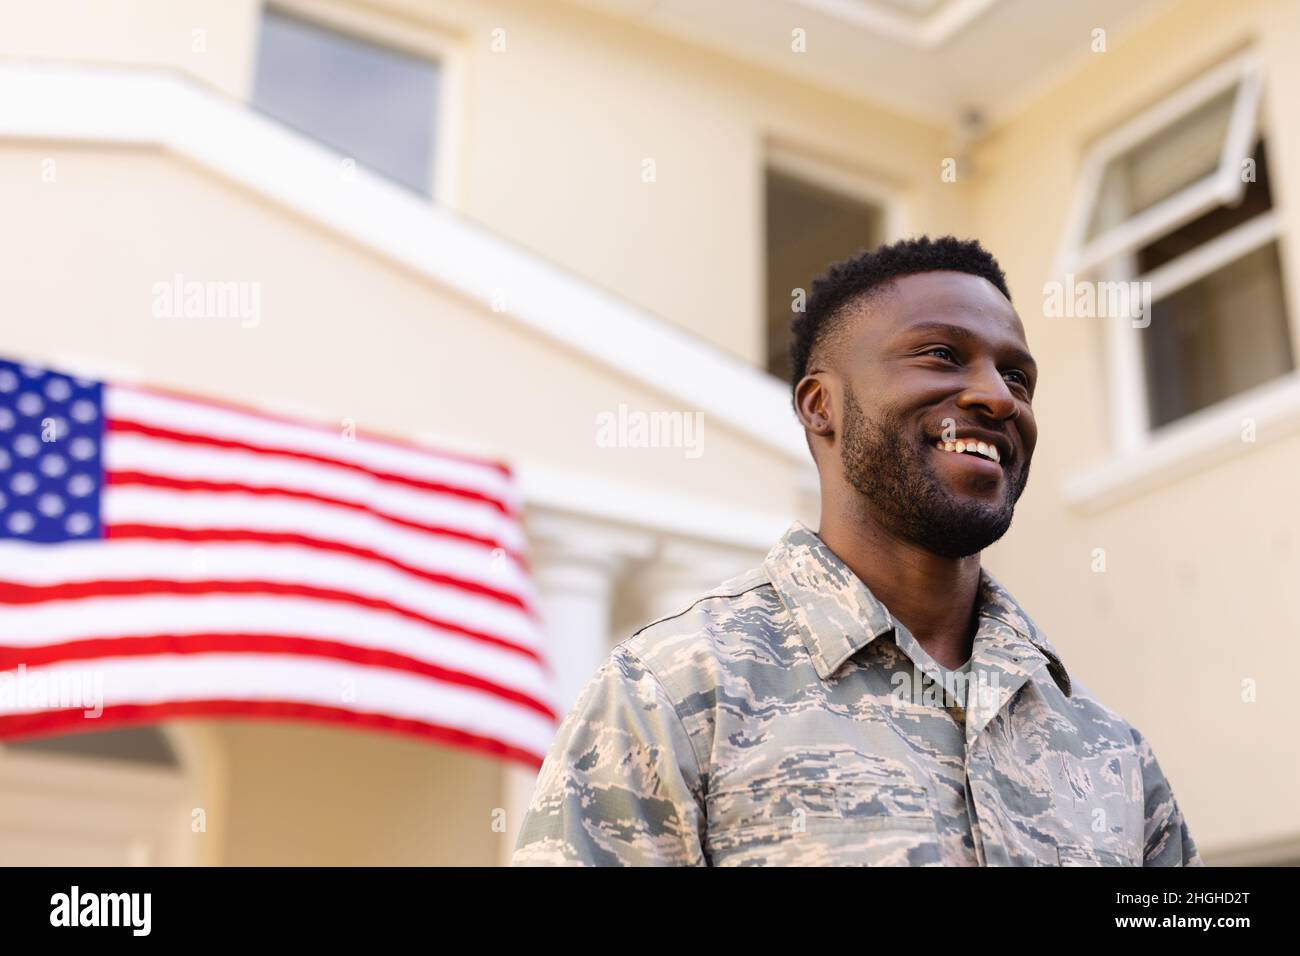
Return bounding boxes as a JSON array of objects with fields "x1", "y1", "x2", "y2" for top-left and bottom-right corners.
[
  {"x1": 1, "y1": 654, "x2": 555, "y2": 757},
  {"x1": 0, "y1": 541, "x2": 542, "y2": 650},
  {"x1": 104, "y1": 433, "x2": 527, "y2": 552},
  {"x1": 103, "y1": 486, "x2": 537, "y2": 602},
  {"x1": 106, "y1": 387, "x2": 519, "y2": 508},
  {"x1": 0, "y1": 594, "x2": 557, "y2": 709}
]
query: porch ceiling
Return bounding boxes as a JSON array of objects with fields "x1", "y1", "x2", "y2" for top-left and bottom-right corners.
[{"x1": 569, "y1": 0, "x2": 1178, "y2": 129}]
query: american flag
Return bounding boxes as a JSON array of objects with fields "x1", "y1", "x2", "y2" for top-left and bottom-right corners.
[{"x1": 0, "y1": 357, "x2": 558, "y2": 768}]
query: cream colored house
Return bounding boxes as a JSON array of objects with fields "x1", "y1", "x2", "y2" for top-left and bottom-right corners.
[{"x1": 0, "y1": 0, "x2": 1295, "y2": 865}]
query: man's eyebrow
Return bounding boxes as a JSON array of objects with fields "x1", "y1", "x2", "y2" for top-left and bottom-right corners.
[{"x1": 901, "y1": 321, "x2": 1038, "y2": 372}]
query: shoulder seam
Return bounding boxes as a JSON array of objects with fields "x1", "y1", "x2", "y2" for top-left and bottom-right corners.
[{"x1": 627, "y1": 579, "x2": 772, "y2": 639}]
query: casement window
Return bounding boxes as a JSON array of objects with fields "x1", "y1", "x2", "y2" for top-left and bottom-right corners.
[
  {"x1": 764, "y1": 149, "x2": 895, "y2": 382},
  {"x1": 252, "y1": 7, "x2": 441, "y2": 198},
  {"x1": 1058, "y1": 51, "x2": 1294, "y2": 456}
]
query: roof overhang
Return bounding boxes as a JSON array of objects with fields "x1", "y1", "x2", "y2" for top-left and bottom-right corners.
[{"x1": 569, "y1": 0, "x2": 1179, "y2": 128}]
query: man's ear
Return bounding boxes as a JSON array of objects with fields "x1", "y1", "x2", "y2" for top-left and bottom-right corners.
[{"x1": 794, "y1": 374, "x2": 834, "y2": 439}]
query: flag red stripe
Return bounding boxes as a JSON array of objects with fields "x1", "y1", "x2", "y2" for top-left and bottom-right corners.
[
  {"x1": 0, "y1": 700, "x2": 543, "y2": 769},
  {"x1": 104, "y1": 524, "x2": 534, "y2": 614},
  {"x1": 112, "y1": 381, "x2": 515, "y2": 477},
  {"x1": 0, "y1": 634, "x2": 556, "y2": 720},
  {"x1": 0, "y1": 579, "x2": 544, "y2": 664},
  {"x1": 105, "y1": 470, "x2": 528, "y2": 567},
  {"x1": 108, "y1": 418, "x2": 516, "y2": 517}
]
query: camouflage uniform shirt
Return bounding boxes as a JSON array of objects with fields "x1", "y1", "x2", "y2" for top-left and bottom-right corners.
[{"x1": 511, "y1": 521, "x2": 1202, "y2": 866}]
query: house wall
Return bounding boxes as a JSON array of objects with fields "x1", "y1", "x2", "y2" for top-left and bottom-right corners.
[
  {"x1": 402, "y1": 0, "x2": 963, "y2": 365},
  {"x1": 970, "y1": 0, "x2": 1300, "y2": 857},
  {"x1": 201, "y1": 719, "x2": 505, "y2": 866},
  {"x1": 0, "y1": 0, "x2": 260, "y2": 96}
]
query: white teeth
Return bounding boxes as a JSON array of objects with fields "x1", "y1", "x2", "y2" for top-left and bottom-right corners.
[{"x1": 935, "y1": 437, "x2": 1002, "y2": 464}]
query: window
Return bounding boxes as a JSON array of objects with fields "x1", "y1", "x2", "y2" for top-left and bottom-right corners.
[
  {"x1": 252, "y1": 7, "x2": 440, "y2": 197},
  {"x1": 765, "y1": 161, "x2": 886, "y2": 381},
  {"x1": 1059, "y1": 52, "x2": 1292, "y2": 448},
  {"x1": 1138, "y1": 141, "x2": 1291, "y2": 428},
  {"x1": 1065, "y1": 52, "x2": 1264, "y2": 274}
]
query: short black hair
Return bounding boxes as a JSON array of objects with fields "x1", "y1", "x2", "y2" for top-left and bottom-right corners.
[{"x1": 789, "y1": 235, "x2": 1012, "y2": 393}]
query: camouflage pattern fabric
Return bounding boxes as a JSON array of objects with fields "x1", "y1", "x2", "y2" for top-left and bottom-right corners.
[{"x1": 511, "y1": 521, "x2": 1202, "y2": 866}]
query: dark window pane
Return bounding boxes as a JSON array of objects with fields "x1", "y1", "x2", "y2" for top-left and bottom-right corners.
[
  {"x1": 252, "y1": 9, "x2": 439, "y2": 197},
  {"x1": 765, "y1": 169, "x2": 883, "y2": 382},
  {"x1": 1143, "y1": 241, "x2": 1292, "y2": 429}
]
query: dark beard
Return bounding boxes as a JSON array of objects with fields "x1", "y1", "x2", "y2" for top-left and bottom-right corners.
[{"x1": 839, "y1": 385, "x2": 1030, "y2": 559}]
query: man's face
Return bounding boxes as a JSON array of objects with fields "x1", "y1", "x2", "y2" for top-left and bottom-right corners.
[{"x1": 832, "y1": 271, "x2": 1038, "y2": 559}]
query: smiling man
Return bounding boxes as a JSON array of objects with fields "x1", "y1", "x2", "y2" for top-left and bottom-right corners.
[{"x1": 512, "y1": 235, "x2": 1201, "y2": 867}]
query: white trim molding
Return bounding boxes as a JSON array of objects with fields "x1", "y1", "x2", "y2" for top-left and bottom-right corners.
[
  {"x1": 791, "y1": 0, "x2": 1000, "y2": 50},
  {"x1": 0, "y1": 62, "x2": 808, "y2": 464},
  {"x1": 1063, "y1": 372, "x2": 1300, "y2": 511},
  {"x1": 519, "y1": 462, "x2": 794, "y2": 554}
]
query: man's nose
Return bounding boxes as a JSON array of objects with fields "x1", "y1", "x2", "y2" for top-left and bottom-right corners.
[{"x1": 955, "y1": 362, "x2": 1018, "y2": 421}]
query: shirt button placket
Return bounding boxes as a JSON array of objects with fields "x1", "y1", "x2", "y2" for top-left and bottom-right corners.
[
  {"x1": 964, "y1": 772, "x2": 986, "y2": 867},
  {"x1": 967, "y1": 737, "x2": 1010, "y2": 866}
]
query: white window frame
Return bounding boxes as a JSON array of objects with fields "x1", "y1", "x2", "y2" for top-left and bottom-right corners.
[
  {"x1": 1058, "y1": 51, "x2": 1300, "y2": 509},
  {"x1": 261, "y1": 0, "x2": 463, "y2": 207},
  {"x1": 1056, "y1": 50, "x2": 1264, "y2": 279}
]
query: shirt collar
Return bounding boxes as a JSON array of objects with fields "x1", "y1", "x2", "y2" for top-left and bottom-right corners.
[{"x1": 763, "y1": 520, "x2": 1072, "y2": 697}]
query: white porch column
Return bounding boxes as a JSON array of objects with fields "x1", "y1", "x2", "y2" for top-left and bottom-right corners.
[
  {"x1": 498, "y1": 513, "x2": 652, "y2": 865},
  {"x1": 530, "y1": 543, "x2": 622, "y2": 717}
]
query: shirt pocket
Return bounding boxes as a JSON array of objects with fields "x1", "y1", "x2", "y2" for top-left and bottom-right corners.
[
  {"x1": 1050, "y1": 747, "x2": 1145, "y2": 859},
  {"x1": 705, "y1": 780, "x2": 940, "y2": 866},
  {"x1": 1056, "y1": 843, "x2": 1137, "y2": 867}
]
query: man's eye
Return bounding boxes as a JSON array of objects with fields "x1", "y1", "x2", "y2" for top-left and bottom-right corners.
[
  {"x1": 924, "y1": 347, "x2": 957, "y2": 362},
  {"x1": 1004, "y1": 370, "x2": 1029, "y2": 388}
]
